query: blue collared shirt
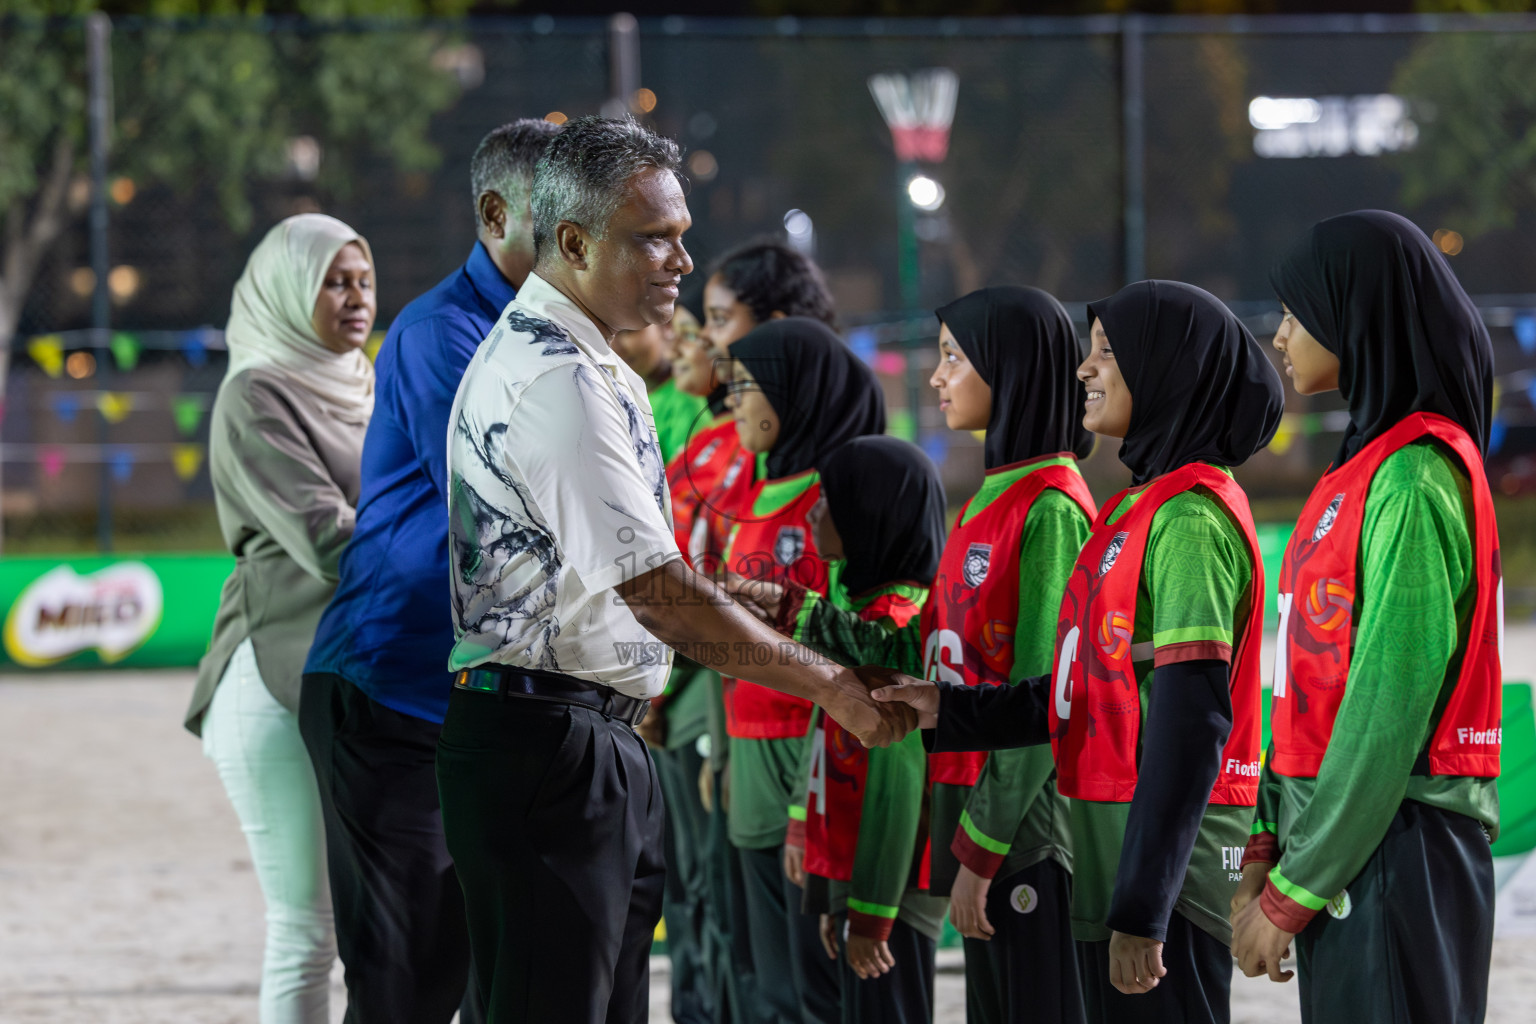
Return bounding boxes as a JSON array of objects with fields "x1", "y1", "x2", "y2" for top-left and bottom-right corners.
[{"x1": 305, "y1": 242, "x2": 516, "y2": 722}]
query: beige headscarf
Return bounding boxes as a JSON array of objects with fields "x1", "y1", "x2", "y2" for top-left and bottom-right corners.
[{"x1": 224, "y1": 213, "x2": 376, "y2": 422}]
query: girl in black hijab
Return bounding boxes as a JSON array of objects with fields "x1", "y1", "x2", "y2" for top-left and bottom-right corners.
[
  {"x1": 727, "y1": 316, "x2": 887, "y2": 481},
  {"x1": 1231, "y1": 212, "x2": 1501, "y2": 1024},
  {"x1": 783, "y1": 437, "x2": 949, "y2": 1017},
  {"x1": 935, "y1": 286, "x2": 1096, "y2": 466},
  {"x1": 873, "y1": 280, "x2": 1283, "y2": 1024},
  {"x1": 717, "y1": 315, "x2": 885, "y2": 1024},
  {"x1": 737, "y1": 287, "x2": 1104, "y2": 1024}
]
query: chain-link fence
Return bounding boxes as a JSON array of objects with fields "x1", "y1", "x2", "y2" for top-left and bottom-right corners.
[{"x1": 4, "y1": 13, "x2": 1536, "y2": 567}]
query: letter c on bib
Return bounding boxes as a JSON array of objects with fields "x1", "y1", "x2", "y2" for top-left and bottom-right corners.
[{"x1": 1054, "y1": 626, "x2": 1080, "y2": 721}]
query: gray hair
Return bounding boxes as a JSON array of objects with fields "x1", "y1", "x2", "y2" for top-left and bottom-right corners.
[
  {"x1": 470, "y1": 119, "x2": 563, "y2": 226},
  {"x1": 531, "y1": 115, "x2": 683, "y2": 261}
]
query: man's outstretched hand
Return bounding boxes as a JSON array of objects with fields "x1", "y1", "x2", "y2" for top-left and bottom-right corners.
[
  {"x1": 867, "y1": 669, "x2": 940, "y2": 730},
  {"x1": 819, "y1": 666, "x2": 918, "y2": 748}
]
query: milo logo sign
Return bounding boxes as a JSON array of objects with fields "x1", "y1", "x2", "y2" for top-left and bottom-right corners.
[{"x1": 3, "y1": 563, "x2": 164, "y2": 666}]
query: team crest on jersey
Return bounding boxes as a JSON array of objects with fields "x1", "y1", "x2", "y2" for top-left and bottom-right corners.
[
  {"x1": 774, "y1": 527, "x2": 806, "y2": 567},
  {"x1": 1312, "y1": 493, "x2": 1345, "y2": 543},
  {"x1": 962, "y1": 543, "x2": 992, "y2": 588},
  {"x1": 1098, "y1": 531, "x2": 1129, "y2": 577},
  {"x1": 721, "y1": 458, "x2": 744, "y2": 489},
  {"x1": 691, "y1": 438, "x2": 722, "y2": 468}
]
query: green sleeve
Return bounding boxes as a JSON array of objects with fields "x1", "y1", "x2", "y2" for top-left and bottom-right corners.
[
  {"x1": 957, "y1": 494, "x2": 1090, "y2": 876},
  {"x1": 790, "y1": 589, "x2": 925, "y2": 676},
  {"x1": 786, "y1": 707, "x2": 819, "y2": 839},
  {"x1": 1245, "y1": 746, "x2": 1282, "y2": 864},
  {"x1": 1144, "y1": 490, "x2": 1252, "y2": 664},
  {"x1": 1269, "y1": 445, "x2": 1472, "y2": 915},
  {"x1": 847, "y1": 730, "x2": 928, "y2": 938}
]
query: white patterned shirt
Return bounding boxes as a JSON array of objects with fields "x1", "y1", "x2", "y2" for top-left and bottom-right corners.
[{"x1": 446, "y1": 273, "x2": 680, "y2": 698}]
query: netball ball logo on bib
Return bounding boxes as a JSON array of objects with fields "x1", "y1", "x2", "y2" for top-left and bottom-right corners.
[
  {"x1": 1311, "y1": 493, "x2": 1345, "y2": 543},
  {"x1": 773, "y1": 527, "x2": 806, "y2": 567},
  {"x1": 1009, "y1": 884, "x2": 1039, "y2": 914},
  {"x1": 3, "y1": 562, "x2": 164, "y2": 667},
  {"x1": 962, "y1": 543, "x2": 991, "y2": 588},
  {"x1": 1096, "y1": 610, "x2": 1132, "y2": 661},
  {"x1": 1305, "y1": 578, "x2": 1354, "y2": 631},
  {"x1": 1098, "y1": 531, "x2": 1129, "y2": 578}
]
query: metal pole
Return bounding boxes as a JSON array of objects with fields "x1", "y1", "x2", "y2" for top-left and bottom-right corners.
[
  {"x1": 87, "y1": 12, "x2": 113, "y2": 553},
  {"x1": 897, "y1": 160, "x2": 920, "y2": 311},
  {"x1": 1121, "y1": 15, "x2": 1146, "y2": 286},
  {"x1": 604, "y1": 13, "x2": 640, "y2": 119}
]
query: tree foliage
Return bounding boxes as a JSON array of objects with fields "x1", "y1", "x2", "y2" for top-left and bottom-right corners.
[
  {"x1": 1393, "y1": 27, "x2": 1536, "y2": 235},
  {"x1": 0, "y1": 0, "x2": 480, "y2": 356}
]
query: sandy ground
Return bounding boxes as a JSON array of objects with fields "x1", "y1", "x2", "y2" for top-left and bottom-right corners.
[{"x1": 2, "y1": 628, "x2": 1534, "y2": 1022}]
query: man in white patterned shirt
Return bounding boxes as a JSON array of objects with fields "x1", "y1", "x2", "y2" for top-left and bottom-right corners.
[{"x1": 438, "y1": 115, "x2": 915, "y2": 1024}]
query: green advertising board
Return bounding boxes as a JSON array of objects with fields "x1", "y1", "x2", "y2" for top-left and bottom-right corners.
[{"x1": 0, "y1": 554, "x2": 233, "y2": 669}]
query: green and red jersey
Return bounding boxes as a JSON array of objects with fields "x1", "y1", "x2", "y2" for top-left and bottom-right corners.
[
  {"x1": 723, "y1": 458, "x2": 832, "y2": 849},
  {"x1": 665, "y1": 412, "x2": 743, "y2": 567},
  {"x1": 779, "y1": 455, "x2": 1097, "y2": 895},
  {"x1": 788, "y1": 585, "x2": 929, "y2": 940},
  {"x1": 1063, "y1": 466, "x2": 1260, "y2": 945},
  {"x1": 1246, "y1": 420, "x2": 1502, "y2": 934}
]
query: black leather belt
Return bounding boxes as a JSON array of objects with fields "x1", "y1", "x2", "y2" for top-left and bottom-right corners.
[{"x1": 454, "y1": 665, "x2": 650, "y2": 728}]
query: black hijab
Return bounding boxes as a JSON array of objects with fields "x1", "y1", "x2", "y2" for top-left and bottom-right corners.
[
  {"x1": 1270, "y1": 209, "x2": 1493, "y2": 465},
  {"x1": 730, "y1": 317, "x2": 887, "y2": 480},
  {"x1": 706, "y1": 383, "x2": 729, "y2": 418},
  {"x1": 1086, "y1": 280, "x2": 1284, "y2": 485},
  {"x1": 818, "y1": 436, "x2": 947, "y2": 597},
  {"x1": 936, "y1": 287, "x2": 1095, "y2": 468}
]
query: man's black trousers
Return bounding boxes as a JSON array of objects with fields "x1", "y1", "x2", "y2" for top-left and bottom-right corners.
[
  {"x1": 299, "y1": 672, "x2": 481, "y2": 1024},
  {"x1": 1078, "y1": 912, "x2": 1231, "y2": 1024},
  {"x1": 963, "y1": 858, "x2": 1085, "y2": 1024},
  {"x1": 436, "y1": 685, "x2": 667, "y2": 1024},
  {"x1": 1295, "y1": 800, "x2": 1494, "y2": 1024}
]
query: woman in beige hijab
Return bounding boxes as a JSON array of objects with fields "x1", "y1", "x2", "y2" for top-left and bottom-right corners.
[{"x1": 186, "y1": 213, "x2": 375, "y2": 1024}]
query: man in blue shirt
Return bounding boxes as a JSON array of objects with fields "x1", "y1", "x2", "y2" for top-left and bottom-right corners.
[{"x1": 300, "y1": 118, "x2": 560, "y2": 1024}]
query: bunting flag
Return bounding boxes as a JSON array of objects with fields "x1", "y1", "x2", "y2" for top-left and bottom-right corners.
[
  {"x1": 969, "y1": 429, "x2": 986, "y2": 442},
  {"x1": 40, "y1": 447, "x2": 66, "y2": 479},
  {"x1": 109, "y1": 448, "x2": 135, "y2": 483},
  {"x1": 921, "y1": 433, "x2": 948, "y2": 467},
  {"x1": 110, "y1": 332, "x2": 142, "y2": 372},
  {"x1": 171, "y1": 395, "x2": 208, "y2": 437},
  {"x1": 1269, "y1": 416, "x2": 1296, "y2": 455},
  {"x1": 888, "y1": 408, "x2": 916, "y2": 442},
  {"x1": 180, "y1": 330, "x2": 209, "y2": 367},
  {"x1": 1516, "y1": 313, "x2": 1536, "y2": 356},
  {"x1": 873, "y1": 351, "x2": 907, "y2": 376},
  {"x1": 1490, "y1": 416, "x2": 1507, "y2": 456},
  {"x1": 28, "y1": 336, "x2": 65, "y2": 378},
  {"x1": 364, "y1": 331, "x2": 385, "y2": 363},
  {"x1": 96, "y1": 392, "x2": 133, "y2": 424},
  {"x1": 51, "y1": 393, "x2": 81, "y2": 423},
  {"x1": 172, "y1": 443, "x2": 205, "y2": 481},
  {"x1": 847, "y1": 328, "x2": 878, "y2": 365}
]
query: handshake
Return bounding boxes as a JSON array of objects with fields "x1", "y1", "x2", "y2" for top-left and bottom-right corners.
[
  {"x1": 831, "y1": 665, "x2": 940, "y2": 749},
  {"x1": 723, "y1": 572, "x2": 939, "y2": 749}
]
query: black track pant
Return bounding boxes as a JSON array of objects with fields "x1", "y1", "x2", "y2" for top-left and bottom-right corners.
[
  {"x1": 836, "y1": 915, "x2": 936, "y2": 1024},
  {"x1": 299, "y1": 673, "x2": 481, "y2": 1024},
  {"x1": 653, "y1": 742, "x2": 713, "y2": 1024},
  {"x1": 436, "y1": 687, "x2": 666, "y2": 1024},
  {"x1": 963, "y1": 858, "x2": 1085, "y2": 1024},
  {"x1": 1296, "y1": 800, "x2": 1494, "y2": 1024},
  {"x1": 738, "y1": 844, "x2": 842, "y2": 1024},
  {"x1": 1079, "y1": 912, "x2": 1231, "y2": 1024}
]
